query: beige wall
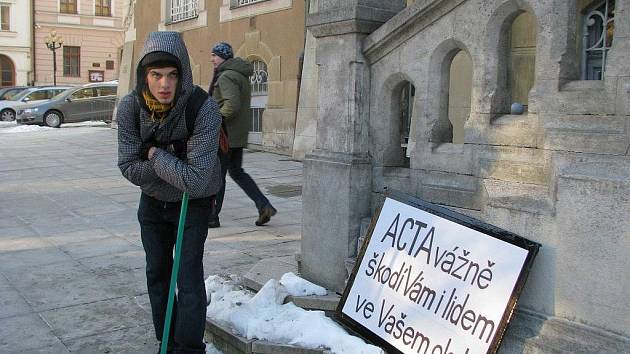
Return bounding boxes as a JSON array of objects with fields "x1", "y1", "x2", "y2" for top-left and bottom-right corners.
[
  {"x1": 34, "y1": 0, "x2": 125, "y2": 85},
  {"x1": 130, "y1": 0, "x2": 305, "y2": 154}
]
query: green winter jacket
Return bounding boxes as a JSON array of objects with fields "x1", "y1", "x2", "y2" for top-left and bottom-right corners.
[{"x1": 211, "y1": 58, "x2": 253, "y2": 148}]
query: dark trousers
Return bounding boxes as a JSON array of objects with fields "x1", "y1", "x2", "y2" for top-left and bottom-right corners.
[
  {"x1": 138, "y1": 193, "x2": 210, "y2": 354},
  {"x1": 212, "y1": 147, "x2": 270, "y2": 218}
]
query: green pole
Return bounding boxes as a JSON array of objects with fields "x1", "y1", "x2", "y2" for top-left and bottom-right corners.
[{"x1": 160, "y1": 192, "x2": 189, "y2": 354}]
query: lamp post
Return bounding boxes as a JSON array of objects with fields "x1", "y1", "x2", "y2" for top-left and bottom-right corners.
[{"x1": 44, "y1": 30, "x2": 64, "y2": 86}]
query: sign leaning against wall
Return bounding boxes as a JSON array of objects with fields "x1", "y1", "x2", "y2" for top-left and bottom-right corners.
[{"x1": 338, "y1": 190, "x2": 540, "y2": 354}]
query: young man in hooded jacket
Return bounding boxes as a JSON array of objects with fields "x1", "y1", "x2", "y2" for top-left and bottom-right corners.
[
  {"x1": 208, "y1": 42, "x2": 276, "y2": 228},
  {"x1": 117, "y1": 31, "x2": 222, "y2": 353}
]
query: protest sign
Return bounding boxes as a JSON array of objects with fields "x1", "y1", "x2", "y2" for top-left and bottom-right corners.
[{"x1": 338, "y1": 191, "x2": 540, "y2": 354}]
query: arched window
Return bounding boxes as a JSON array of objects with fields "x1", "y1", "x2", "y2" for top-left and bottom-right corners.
[
  {"x1": 448, "y1": 50, "x2": 473, "y2": 144},
  {"x1": 248, "y1": 59, "x2": 268, "y2": 144},
  {"x1": 582, "y1": 0, "x2": 615, "y2": 80},
  {"x1": 508, "y1": 11, "x2": 537, "y2": 110},
  {"x1": 399, "y1": 82, "x2": 415, "y2": 166},
  {"x1": 0, "y1": 55, "x2": 14, "y2": 87}
]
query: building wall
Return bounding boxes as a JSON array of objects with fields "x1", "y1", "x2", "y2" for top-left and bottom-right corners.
[
  {"x1": 127, "y1": 0, "x2": 305, "y2": 154},
  {"x1": 302, "y1": 0, "x2": 629, "y2": 351},
  {"x1": 34, "y1": 0, "x2": 125, "y2": 85},
  {"x1": 0, "y1": 0, "x2": 33, "y2": 86}
]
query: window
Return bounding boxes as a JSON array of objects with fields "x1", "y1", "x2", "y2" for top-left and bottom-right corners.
[
  {"x1": 106, "y1": 60, "x2": 114, "y2": 70},
  {"x1": 60, "y1": 0, "x2": 77, "y2": 14},
  {"x1": 63, "y1": 46, "x2": 80, "y2": 77},
  {"x1": 96, "y1": 86, "x2": 117, "y2": 96},
  {"x1": 24, "y1": 90, "x2": 51, "y2": 101},
  {"x1": 250, "y1": 107, "x2": 263, "y2": 133},
  {"x1": 250, "y1": 60, "x2": 268, "y2": 95},
  {"x1": 71, "y1": 88, "x2": 95, "y2": 99},
  {"x1": 170, "y1": 0, "x2": 199, "y2": 23},
  {"x1": 95, "y1": 0, "x2": 111, "y2": 16},
  {"x1": 0, "y1": 3, "x2": 10, "y2": 31},
  {"x1": 582, "y1": 0, "x2": 615, "y2": 80},
  {"x1": 233, "y1": 0, "x2": 268, "y2": 7},
  {"x1": 0, "y1": 55, "x2": 14, "y2": 87}
]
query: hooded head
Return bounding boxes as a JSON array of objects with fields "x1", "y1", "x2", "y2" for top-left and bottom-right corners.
[
  {"x1": 210, "y1": 42, "x2": 233, "y2": 69},
  {"x1": 136, "y1": 31, "x2": 194, "y2": 111}
]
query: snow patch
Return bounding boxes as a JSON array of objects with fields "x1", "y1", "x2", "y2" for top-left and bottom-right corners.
[
  {"x1": 205, "y1": 273, "x2": 383, "y2": 354},
  {"x1": 280, "y1": 272, "x2": 327, "y2": 297},
  {"x1": 0, "y1": 125, "x2": 53, "y2": 133}
]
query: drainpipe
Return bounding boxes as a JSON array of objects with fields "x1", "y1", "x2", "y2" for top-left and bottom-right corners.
[{"x1": 31, "y1": 0, "x2": 37, "y2": 85}]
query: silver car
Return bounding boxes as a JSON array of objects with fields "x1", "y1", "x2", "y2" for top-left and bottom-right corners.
[
  {"x1": 16, "y1": 83, "x2": 118, "y2": 128},
  {"x1": 0, "y1": 86, "x2": 71, "y2": 121}
]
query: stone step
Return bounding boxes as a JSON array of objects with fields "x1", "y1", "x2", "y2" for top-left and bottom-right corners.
[
  {"x1": 419, "y1": 171, "x2": 479, "y2": 209},
  {"x1": 477, "y1": 146, "x2": 550, "y2": 185},
  {"x1": 243, "y1": 257, "x2": 341, "y2": 312},
  {"x1": 542, "y1": 114, "x2": 628, "y2": 154},
  {"x1": 543, "y1": 130, "x2": 628, "y2": 155},
  {"x1": 483, "y1": 179, "x2": 554, "y2": 215},
  {"x1": 481, "y1": 114, "x2": 538, "y2": 148}
]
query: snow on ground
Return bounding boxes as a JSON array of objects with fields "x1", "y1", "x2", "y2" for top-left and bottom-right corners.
[
  {"x1": 205, "y1": 273, "x2": 384, "y2": 354},
  {"x1": 0, "y1": 124, "x2": 53, "y2": 133},
  {"x1": 0, "y1": 120, "x2": 107, "y2": 133}
]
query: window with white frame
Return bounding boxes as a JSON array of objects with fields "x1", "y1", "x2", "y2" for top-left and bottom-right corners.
[
  {"x1": 170, "y1": 0, "x2": 199, "y2": 23},
  {"x1": 582, "y1": 0, "x2": 615, "y2": 80}
]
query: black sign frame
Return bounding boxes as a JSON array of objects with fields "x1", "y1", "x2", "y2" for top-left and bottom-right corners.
[{"x1": 336, "y1": 189, "x2": 541, "y2": 354}]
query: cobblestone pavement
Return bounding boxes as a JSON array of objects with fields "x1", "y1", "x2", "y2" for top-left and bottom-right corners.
[{"x1": 0, "y1": 123, "x2": 303, "y2": 353}]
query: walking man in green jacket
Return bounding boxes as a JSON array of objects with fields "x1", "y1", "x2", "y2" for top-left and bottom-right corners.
[{"x1": 208, "y1": 42, "x2": 276, "y2": 228}]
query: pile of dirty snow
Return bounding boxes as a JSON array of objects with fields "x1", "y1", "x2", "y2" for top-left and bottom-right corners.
[{"x1": 205, "y1": 272, "x2": 383, "y2": 354}]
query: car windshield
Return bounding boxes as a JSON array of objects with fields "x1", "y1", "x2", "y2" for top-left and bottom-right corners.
[{"x1": 9, "y1": 89, "x2": 36, "y2": 101}]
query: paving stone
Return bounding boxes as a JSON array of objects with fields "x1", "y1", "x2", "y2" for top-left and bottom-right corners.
[
  {"x1": 57, "y1": 235, "x2": 140, "y2": 260},
  {"x1": 64, "y1": 323, "x2": 158, "y2": 354},
  {"x1": 40, "y1": 296, "x2": 152, "y2": 341},
  {"x1": 0, "y1": 314, "x2": 67, "y2": 353}
]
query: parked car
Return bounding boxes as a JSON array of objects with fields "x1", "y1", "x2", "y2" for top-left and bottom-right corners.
[
  {"x1": 0, "y1": 86, "x2": 71, "y2": 121},
  {"x1": 16, "y1": 83, "x2": 118, "y2": 128},
  {"x1": 0, "y1": 86, "x2": 29, "y2": 101}
]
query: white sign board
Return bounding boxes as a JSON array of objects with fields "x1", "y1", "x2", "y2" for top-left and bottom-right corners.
[{"x1": 339, "y1": 196, "x2": 538, "y2": 354}]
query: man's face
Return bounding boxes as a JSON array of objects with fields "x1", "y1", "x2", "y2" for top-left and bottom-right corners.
[
  {"x1": 146, "y1": 67, "x2": 178, "y2": 104},
  {"x1": 211, "y1": 53, "x2": 225, "y2": 69}
]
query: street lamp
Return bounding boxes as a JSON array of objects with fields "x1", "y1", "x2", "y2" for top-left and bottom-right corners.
[{"x1": 44, "y1": 30, "x2": 64, "y2": 86}]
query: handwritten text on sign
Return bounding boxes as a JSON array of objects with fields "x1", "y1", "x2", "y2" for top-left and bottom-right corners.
[{"x1": 342, "y1": 198, "x2": 529, "y2": 354}]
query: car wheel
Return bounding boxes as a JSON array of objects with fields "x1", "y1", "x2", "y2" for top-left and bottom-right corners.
[
  {"x1": 0, "y1": 108, "x2": 15, "y2": 121},
  {"x1": 44, "y1": 111, "x2": 63, "y2": 128}
]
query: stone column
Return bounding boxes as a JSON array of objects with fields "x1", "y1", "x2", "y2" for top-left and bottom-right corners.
[{"x1": 300, "y1": 0, "x2": 405, "y2": 292}]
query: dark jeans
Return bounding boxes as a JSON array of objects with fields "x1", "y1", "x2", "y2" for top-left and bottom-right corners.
[
  {"x1": 138, "y1": 193, "x2": 210, "y2": 354},
  {"x1": 211, "y1": 147, "x2": 270, "y2": 218}
]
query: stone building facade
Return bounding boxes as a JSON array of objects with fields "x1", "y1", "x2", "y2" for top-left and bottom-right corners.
[
  {"x1": 33, "y1": 0, "x2": 126, "y2": 85},
  {"x1": 300, "y1": 0, "x2": 629, "y2": 352},
  {"x1": 122, "y1": 0, "x2": 305, "y2": 153}
]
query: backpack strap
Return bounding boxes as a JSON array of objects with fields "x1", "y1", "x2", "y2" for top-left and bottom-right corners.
[{"x1": 184, "y1": 86, "x2": 208, "y2": 136}]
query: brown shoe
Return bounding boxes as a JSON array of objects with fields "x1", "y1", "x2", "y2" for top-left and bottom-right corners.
[{"x1": 255, "y1": 205, "x2": 277, "y2": 226}]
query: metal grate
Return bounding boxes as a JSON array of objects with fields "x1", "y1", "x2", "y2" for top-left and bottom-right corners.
[
  {"x1": 250, "y1": 107, "x2": 264, "y2": 133},
  {"x1": 582, "y1": 0, "x2": 615, "y2": 80},
  {"x1": 250, "y1": 60, "x2": 268, "y2": 95},
  {"x1": 237, "y1": 0, "x2": 267, "y2": 7},
  {"x1": 170, "y1": 0, "x2": 199, "y2": 23}
]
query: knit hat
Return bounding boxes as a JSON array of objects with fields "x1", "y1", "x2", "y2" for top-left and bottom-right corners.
[
  {"x1": 211, "y1": 42, "x2": 233, "y2": 60},
  {"x1": 140, "y1": 51, "x2": 180, "y2": 71}
]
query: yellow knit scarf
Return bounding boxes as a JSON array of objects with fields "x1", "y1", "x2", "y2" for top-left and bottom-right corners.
[{"x1": 142, "y1": 90, "x2": 173, "y2": 123}]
